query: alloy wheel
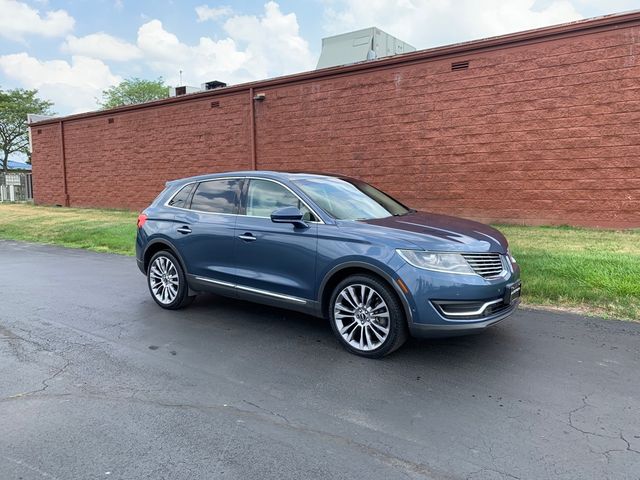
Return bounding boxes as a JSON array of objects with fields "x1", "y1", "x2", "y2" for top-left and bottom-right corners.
[
  {"x1": 149, "y1": 256, "x2": 179, "y2": 305},
  {"x1": 333, "y1": 283, "x2": 390, "y2": 352}
]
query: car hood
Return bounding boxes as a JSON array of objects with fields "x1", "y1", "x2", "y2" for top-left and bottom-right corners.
[{"x1": 345, "y1": 211, "x2": 508, "y2": 253}]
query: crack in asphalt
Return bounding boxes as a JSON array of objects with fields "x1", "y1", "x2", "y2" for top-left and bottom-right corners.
[
  {"x1": 7, "y1": 360, "x2": 71, "y2": 399},
  {"x1": 0, "y1": 325, "x2": 44, "y2": 347},
  {"x1": 242, "y1": 399, "x2": 291, "y2": 424},
  {"x1": 466, "y1": 436, "x2": 522, "y2": 480},
  {"x1": 466, "y1": 467, "x2": 521, "y2": 480},
  {"x1": 619, "y1": 433, "x2": 640, "y2": 456},
  {"x1": 0, "y1": 324, "x2": 38, "y2": 361},
  {"x1": 566, "y1": 393, "x2": 640, "y2": 466},
  {"x1": 567, "y1": 393, "x2": 617, "y2": 440},
  {"x1": 2, "y1": 320, "x2": 103, "y2": 356}
]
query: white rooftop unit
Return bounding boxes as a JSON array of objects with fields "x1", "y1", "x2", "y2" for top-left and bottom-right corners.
[
  {"x1": 169, "y1": 85, "x2": 201, "y2": 97},
  {"x1": 316, "y1": 27, "x2": 416, "y2": 69}
]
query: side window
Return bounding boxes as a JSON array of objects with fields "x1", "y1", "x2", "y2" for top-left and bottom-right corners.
[
  {"x1": 168, "y1": 183, "x2": 195, "y2": 208},
  {"x1": 191, "y1": 179, "x2": 241, "y2": 214},
  {"x1": 245, "y1": 179, "x2": 316, "y2": 221}
]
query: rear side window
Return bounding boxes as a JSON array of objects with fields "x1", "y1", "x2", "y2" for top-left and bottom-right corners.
[
  {"x1": 191, "y1": 179, "x2": 241, "y2": 214},
  {"x1": 168, "y1": 183, "x2": 195, "y2": 209}
]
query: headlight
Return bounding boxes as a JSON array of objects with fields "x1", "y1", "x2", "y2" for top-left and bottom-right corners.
[
  {"x1": 507, "y1": 248, "x2": 517, "y2": 264},
  {"x1": 397, "y1": 249, "x2": 475, "y2": 275}
]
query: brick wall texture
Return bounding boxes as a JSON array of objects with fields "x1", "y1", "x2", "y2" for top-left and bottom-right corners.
[{"x1": 31, "y1": 18, "x2": 640, "y2": 228}]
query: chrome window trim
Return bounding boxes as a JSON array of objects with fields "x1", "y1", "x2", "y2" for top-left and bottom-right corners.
[
  {"x1": 194, "y1": 275, "x2": 307, "y2": 304},
  {"x1": 165, "y1": 182, "x2": 196, "y2": 209},
  {"x1": 164, "y1": 176, "x2": 325, "y2": 224},
  {"x1": 164, "y1": 176, "x2": 244, "y2": 215}
]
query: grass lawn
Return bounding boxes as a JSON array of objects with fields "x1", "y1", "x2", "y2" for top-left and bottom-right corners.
[
  {"x1": 1, "y1": 203, "x2": 638, "y2": 321},
  {"x1": 0, "y1": 203, "x2": 137, "y2": 256},
  {"x1": 496, "y1": 225, "x2": 639, "y2": 321}
]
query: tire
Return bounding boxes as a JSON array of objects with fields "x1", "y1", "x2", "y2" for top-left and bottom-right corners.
[
  {"x1": 147, "y1": 250, "x2": 195, "y2": 309},
  {"x1": 329, "y1": 274, "x2": 408, "y2": 358}
]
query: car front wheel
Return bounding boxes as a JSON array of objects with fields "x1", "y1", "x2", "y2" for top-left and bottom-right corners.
[
  {"x1": 329, "y1": 274, "x2": 408, "y2": 358},
  {"x1": 147, "y1": 250, "x2": 194, "y2": 309}
]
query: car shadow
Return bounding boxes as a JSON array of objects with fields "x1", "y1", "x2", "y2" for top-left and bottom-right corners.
[{"x1": 182, "y1": 293, "x2": 520, "y2": 370}]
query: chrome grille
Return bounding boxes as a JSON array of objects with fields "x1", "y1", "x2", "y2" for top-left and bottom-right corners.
[{"x1": 462, "y1": 253, "x2": 505, "y2": 278}]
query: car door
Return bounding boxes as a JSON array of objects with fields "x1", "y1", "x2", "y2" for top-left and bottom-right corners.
[
  {"x1": 233, "y1": 178, "x2": 319, "y2": 302},
  {"x1": 171, "y1": 178, "x2": 242, "y2": 286}
]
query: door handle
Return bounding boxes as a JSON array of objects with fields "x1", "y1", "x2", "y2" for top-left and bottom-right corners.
[
  {"x1": 238, "y1": 233, "x2": 256, "y2": 242},
  {"x1": 177, "y1": 226, "x2": 192, "y2": 234}
]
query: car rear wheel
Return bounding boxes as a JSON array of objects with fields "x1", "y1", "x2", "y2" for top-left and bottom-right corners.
[
  {"x1": 147, "y1": 250, "x2": 194, "y2": 309},
  {"x1": 329, "y1": 274, "x2": 408, "y2": 358}
]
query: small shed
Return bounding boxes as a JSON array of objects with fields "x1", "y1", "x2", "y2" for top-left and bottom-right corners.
[{"x1": 1, "y1": 161, "x2": 33, "y2": 202}]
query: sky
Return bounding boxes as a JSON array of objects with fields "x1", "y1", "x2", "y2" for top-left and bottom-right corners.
[{"x1": 1, "y1": 0, "x2": 639, "y2": 117}]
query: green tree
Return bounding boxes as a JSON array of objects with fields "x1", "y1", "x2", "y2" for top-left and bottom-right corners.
[
  {"x1": 0, "y1": 87, "x2": 54, "y2": 174},
  {"x1": 99, "y1": 77, "x2": 169, "y2": 109}
]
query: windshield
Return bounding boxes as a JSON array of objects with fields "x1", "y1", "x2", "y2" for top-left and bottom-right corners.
[{"x1": 293, "y1": 177, "x2": 411, "y2": 220}]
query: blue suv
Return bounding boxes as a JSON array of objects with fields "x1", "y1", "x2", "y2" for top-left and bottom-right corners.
[{"x1": 136, "y1": 171, "x2": 520, "y2": 358}]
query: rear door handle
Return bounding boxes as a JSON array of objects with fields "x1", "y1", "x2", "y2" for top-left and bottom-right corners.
[
  {"x1": 177, "y1": 226, "x2": 192, "y2": 234},
  {"x1": 238, "y1": 233, "x2": 256, "y2": 242}
]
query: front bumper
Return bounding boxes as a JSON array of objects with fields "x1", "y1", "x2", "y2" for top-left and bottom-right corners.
[
  {"x1": 395, "y1": 261, "x2": 521, "y2": 339},
  {"x1": 409, "y1": 299, "x2": 519, "y2": 337}
]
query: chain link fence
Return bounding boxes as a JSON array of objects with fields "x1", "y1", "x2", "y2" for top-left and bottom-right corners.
[{"x1": 0, "y1": 172, "x2": 33, "y2": 202}]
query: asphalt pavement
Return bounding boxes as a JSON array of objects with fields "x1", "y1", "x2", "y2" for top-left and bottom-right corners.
[{"x1": 0, "y1": 240, "x2": 638, "y2": 480}]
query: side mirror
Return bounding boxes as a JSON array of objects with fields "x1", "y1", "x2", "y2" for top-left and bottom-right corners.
[{"x1": 270, "y1": 206, "x2": 308, "y2": 228}]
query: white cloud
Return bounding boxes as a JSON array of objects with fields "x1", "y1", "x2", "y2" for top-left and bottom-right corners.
[
  {"x1": 223, "y1": 1, "x2": 313, "y2": 78},
  {"x1": 322, "y1": 0, "x2": 584, "y2": 49},
  {"x1": 62, "y1": 33, "x2": 142, "y2": 62},
  {"x1": 137, "y1": 19, "x2": 252, "y2": 85},
  {"x1": 195, "y1": 4, "x2": 233, "y2": 22},
  {"x1": 0, "y1": 0, "x2": 74, "y2": 40},
  {"x1": 138, "y1": 1, "x2": 314, "y2": 86},
  {"x1": 0, "y1": 53, "x2": 121, "y2": 113}
]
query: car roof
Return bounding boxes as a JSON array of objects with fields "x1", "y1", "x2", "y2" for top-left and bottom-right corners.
[{"x1": 166, "y1": 170, "x2": 356, "y2": 186}]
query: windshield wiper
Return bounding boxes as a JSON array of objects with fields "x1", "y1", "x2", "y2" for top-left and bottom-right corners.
[{"x1": 393, "y1": 209, "x2": 416, "y2": 216}]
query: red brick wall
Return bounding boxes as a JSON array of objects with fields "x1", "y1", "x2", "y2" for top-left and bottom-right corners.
[
  {"x1": 31, "y1": 124, "x2": 66, "y2": 206},
  {"x1": 31, "y1": 22, "x2": 640, "y2": 228},
  {"x1": 33, "y1": 92, "x2": 251, "y2": 210}
]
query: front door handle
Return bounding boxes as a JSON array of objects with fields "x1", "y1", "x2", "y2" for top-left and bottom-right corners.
[
  {"x1": 177, "y1": 226, "x2": 192, "y2": 234},
  {"x1": 238, "y1": 233, "x2": 256, "y2": 242}
]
